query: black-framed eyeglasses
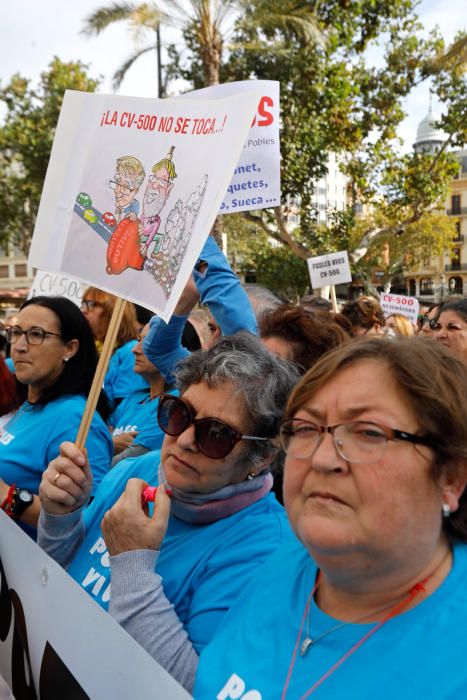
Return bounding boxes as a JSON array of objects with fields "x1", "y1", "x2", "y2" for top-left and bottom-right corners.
[
  {"x1": 6, "y1": 326, "x2": 62, "y2": 346},
  {"x1": 81, "y1": 299, "x2": 103, "y2": 312},
  {"x1": 109, "y1": 179, "x2": 134, "y2": 194},
  {"x1": 157, "y1": 393, "x2": 268, "y2": 459},
  {"x1": 279, "y1": 418, "x2": 433, "y2": 464}
]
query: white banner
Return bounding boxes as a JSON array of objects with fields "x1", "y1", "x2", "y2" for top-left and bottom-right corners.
[
  {"x1": 307, "y1": 250, "x2": 352, "y2": 289},
  {"x1": 380, "y1": 292, "x2": 420, "y2": 322},
  {"x1": 0, "y1": 511, "x2": 191, "y2": 699},
  {"x1": 28, "y1": 270, "x2": 84, "y2": 306},
  {"x1": 28, "y1": 86, "x2": 263, "y2": 321},
  {"x1": 181, "y1": 81, "x2": 280, "y2": 214}
]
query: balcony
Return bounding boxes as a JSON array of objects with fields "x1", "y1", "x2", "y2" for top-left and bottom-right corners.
[
  {"x1": 447, "y1": 207, "x2": 467, "y2": 216},
  {"x1": 453, "y1": 234, "x2": 464, "y2": 243},
  {"x1": 445, "y1": 263, "x2": 467, "y2": 272}
]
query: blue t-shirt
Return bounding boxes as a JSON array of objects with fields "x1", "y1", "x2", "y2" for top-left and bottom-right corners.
[
  {"x1": 110, "y1": 388, "x2": 177, "y2": 451},
  {"x1": 0, "y1": 395, "x2": 112, "y2": 537},
  {"x1": 104, "y1": 340, "x2": 148, "y2": 408},
  {"x1": 194, "y1": 539, "x2": 467, "y2": 699},
  {"x1": 66, "y1": 451, "x2": 293, "y2": 652}
]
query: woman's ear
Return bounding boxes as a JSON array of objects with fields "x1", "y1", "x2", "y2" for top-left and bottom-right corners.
[
  {"x1": 439, "y1": 462, "x2": 467, "y2": 514},
  {"x1": 64, "y1": 338, "x2": 79, "y2": 362}
]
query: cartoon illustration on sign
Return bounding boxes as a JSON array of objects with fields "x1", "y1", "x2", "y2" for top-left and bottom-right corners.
[
  {"x1": 139, "y1": 147, "x2": 177, "y2": 260},
  {"x1": 73, "y1": 146, "x2": 207, "y2": 299}
]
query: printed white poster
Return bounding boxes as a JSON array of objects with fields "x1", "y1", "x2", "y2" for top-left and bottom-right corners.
[
  {"x1": 183, "y1": 81, "x2": 280, "y2": 214},
  {"x1": 28, "y1": 86, "x2": 263, "y2": 321},
  {"x1": 0, "y1": 512, "x2": 191, "y2": 699},
  {"x1": 380, "y1": 292, "x2": 420, "y2": 322},
  {"x1": 28, "y1": 270, "x2": 83, "y2": 306},
  {"x1": 307, "y1": 250, "x2": 352, "y2": 289}
]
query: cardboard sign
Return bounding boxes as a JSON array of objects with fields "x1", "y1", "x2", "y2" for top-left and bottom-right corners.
[
  {"x1": 28, "y1": 270, "x2": 83, "y2": 306},
  {"x1": 380, "y1": 293, "x2": 420, "y2": 322},
  {"x1": 28, "y1": 85, "x2": 263, "y2": 322},
  {"x1": 0, "y1": 512, "x2": 191, "y2": 699},
  {"x1": 181, "y1": 81, "x2": 280, "y2": 214},
  {"x1": 307, "y1": 251, "x2": 352, "y2": 289}
]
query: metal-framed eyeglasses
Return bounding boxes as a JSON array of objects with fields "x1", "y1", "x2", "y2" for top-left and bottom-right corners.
[
  {"x1": 109, "y1": 179, "x2": 134, "y2": 194},
  {"x1": 81, "y1": 299, "x2": 103, "y2": 312},
  {"x1": 6, "y1": 326, "x2": 62, "y2": 346},
  {"x1": 279, "y1": 418, "x2": 433, "y2": 464},
  {"x1": 157, "y1": 393, "x2": 268, "y2": 459}
]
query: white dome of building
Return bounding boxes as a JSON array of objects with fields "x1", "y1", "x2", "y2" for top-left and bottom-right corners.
[{"x1": 413, "y1": 107, "x2": 446, "y2": 153}]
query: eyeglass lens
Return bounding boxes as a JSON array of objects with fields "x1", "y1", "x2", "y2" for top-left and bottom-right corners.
[
  {"x1": 280, "y1": 421, "x2": 388, "y2": 464},
  {"x1": 158, "y1": 396, "x2": 239, "y2": 459}
]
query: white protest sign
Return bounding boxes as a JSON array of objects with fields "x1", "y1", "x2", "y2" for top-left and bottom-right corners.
[
  {"x1": 28, "y1": 270, "x2": 83, "y2": 306},
  {"x1": 380, "y1": 292, "x2": 419, "y2": 322},
  {"x1": 0, "y1": 512, "x2": 191, "y2": 700},
  {"x1": 307, "y1": 250, "x2": 352, "y2": 289},
  {"x1": 28, "y1": 86, "x2": 263, "y2": 321},
  {"x1": 182, "y1": 81, "x2": 280, "y2": 214}
]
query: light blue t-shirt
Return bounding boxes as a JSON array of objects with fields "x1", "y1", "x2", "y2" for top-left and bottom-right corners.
[
  {"x1": 110, "y1": 387, "x2": 177, "y2": 451},
  {"x1": 0, "y1": 395, "x2": 112, "y2": 537},
  {"x1": 66, "y1": 451, "x2": 293, "y2": 652},
  {"x1": 104, "y1": 340, "x2": 149, "y2": 408},
  {"x1": 194, "y1": 539, "x2": 467, "y2": 699}
]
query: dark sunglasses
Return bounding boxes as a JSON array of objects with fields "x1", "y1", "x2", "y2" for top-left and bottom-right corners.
[{"x1": 157, "y1": 394, "x2": 268, "y2": 459}]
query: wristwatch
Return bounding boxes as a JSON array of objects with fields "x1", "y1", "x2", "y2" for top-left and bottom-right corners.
[{"x1": 10, "y1": 488, "x2": 34, "y2": 518}]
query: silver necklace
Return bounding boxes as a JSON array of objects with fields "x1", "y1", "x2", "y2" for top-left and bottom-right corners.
[{"x1": 300, "y1": 594, "x2": 405, "y2": 657}]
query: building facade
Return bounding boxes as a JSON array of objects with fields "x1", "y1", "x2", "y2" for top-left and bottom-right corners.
[{"x1": 404, "y1": 110, "x2": 467, "y2": 301}]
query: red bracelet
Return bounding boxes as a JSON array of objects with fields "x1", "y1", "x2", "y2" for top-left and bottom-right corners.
[{"x1": 1, "y1": 484, "x2": 16, "y2": 517}]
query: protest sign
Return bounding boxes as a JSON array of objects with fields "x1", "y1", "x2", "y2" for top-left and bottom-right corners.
[
  {"x1": 28, "y1": 270, "x2": 83, "y2": 306},
  {"x1": 307, "y1": 251, "x2": 352, "y2": 289},
  {"x1": 182, "y1": 81, "x2": 280, "y2": 214},
  {"x1": 0, "y1": 511, "x2": 191, "y2": 699},
  {"x1": 380, "y1": 292, "x2": 419, "y2": 322},
  {"x1": 29, "y1": 85, "x2": 263, "y2": 321}
]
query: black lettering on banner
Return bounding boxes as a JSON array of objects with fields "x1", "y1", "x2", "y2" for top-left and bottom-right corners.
[{"x1": 0, "y1": 556, "x2": 88, "y2": 699}]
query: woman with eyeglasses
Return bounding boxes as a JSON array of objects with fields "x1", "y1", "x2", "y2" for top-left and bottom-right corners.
[
  {"x1": 80, "y1": 287, "x2": 148, "y2": 409},
  {"x1": 38, "y1": 333, "x2": 299, "y2": 691},
  {"x1": 194, "y1": 337, "x2": 467, "y2": 699},
  {"x1": 0, "y1": 296, "x2": 113, "y2": 538}
]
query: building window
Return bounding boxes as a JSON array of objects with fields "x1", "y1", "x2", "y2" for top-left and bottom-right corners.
[
  {"x1": 455, "y1": 221, "x2": 461, "y2": 238},
  {"x1": 408, "y1": 279, "x2": 416, "y2": 296},
  {"x1": 14, "y1": 264, "x2": 27, "y2": 277},
  {"x1": 420, "y1": 278, "x2": 434, "y2": 295},
  {"x1": 451, "y1": 195, "x2": 461, "y2": 215},
  {"x1": 448, "y1": 276, "x2": 463, "y2": 294},
  {"x1": 0, "y1": 265, "x2": 9, "y2": 278},
  {"x1": 451, "y1": 248, "x2": 461, "y2": 270}
]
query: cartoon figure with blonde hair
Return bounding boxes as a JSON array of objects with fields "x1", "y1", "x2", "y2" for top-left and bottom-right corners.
[
  {"x1": 110, "y1": 155, "x2": 145, "y2": 223},
  {"x1": 139, "y1": 146, "x2": 177, "y2": 259}
]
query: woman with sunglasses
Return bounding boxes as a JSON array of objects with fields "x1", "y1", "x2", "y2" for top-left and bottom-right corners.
[
  {"x1": 194, "y1": 337, "x2": 467, "y2": 699},
  {"x1": 80, "y1": 287, "x2": 148, "y2": 409},
  {"x1": 38, "y1": 333, "x2": 299, "y2": 690},
  {"x1": 0, "y1": 296, "x2": 112, "y2": 538}
]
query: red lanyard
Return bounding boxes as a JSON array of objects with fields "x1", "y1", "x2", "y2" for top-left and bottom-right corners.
[{"x1": 281, "y1": 573, "x2": 429, "y2": 700}]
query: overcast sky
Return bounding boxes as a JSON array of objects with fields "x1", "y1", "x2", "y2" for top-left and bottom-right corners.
[{"x1": 1, "y1": 0, "x2": 464, "y2": 149}]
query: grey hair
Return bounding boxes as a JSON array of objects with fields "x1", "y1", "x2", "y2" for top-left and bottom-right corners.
[
  {"x1": 175, "y1": 332, "x2": 300, "y2": 467},
  {"x1": 243, "y1": 283, "x2": 282, "y2": 318}
]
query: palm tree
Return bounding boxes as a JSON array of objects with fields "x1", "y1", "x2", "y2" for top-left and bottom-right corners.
[{"x1": 82, "y1": 1, "x2": 323, "y2": 94}]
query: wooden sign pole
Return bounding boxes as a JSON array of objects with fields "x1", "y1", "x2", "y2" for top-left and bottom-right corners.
[
  {"x1": 75, "y1": 297, "x2": 126, "y2": 450},
  {"x1": 330, "y1": 285, "x2": 338, "y2": 313}
]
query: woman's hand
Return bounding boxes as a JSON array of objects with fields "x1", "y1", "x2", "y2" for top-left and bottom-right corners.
[
  {"x1": 102, "y1": 480, "x2": 171, "y2": 555},
  {"x1": 39, "y1": 442, "x2": 93, "y2": 516},
  {"x1": 112, "y1": 431, "x2": 138, "y2": 455}
]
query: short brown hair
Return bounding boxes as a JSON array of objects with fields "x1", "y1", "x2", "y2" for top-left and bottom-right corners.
[
  {"x1": 340, "y1": 296, "x2": 385, "y2": 334},
  {"x1": 285, "y1": 336, "x2": 467, "y2": 543},
  {"x1": 259, "y1": 304, "x2": 350, "y2": 373}
]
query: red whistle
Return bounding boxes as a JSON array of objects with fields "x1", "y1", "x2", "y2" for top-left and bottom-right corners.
[{"x1": 142, "y1": 486, "x2": 157, "y2": 504}]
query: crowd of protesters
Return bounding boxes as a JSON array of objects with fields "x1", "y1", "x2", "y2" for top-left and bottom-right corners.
[{"x1": 1, "y1": 238, "x2": 467, "y2": 697}]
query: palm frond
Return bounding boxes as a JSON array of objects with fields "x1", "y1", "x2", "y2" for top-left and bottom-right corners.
[
  {"x1": 112, "y1": 44, "x2": 157, "y2": 89},
  {"x1": 82, "y1": 2, "x2": 137, "y2": 35}
]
